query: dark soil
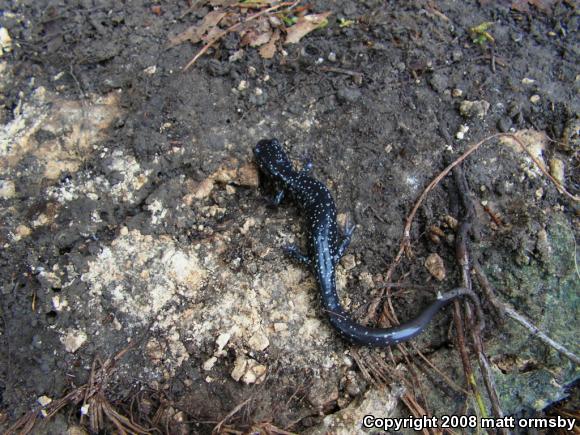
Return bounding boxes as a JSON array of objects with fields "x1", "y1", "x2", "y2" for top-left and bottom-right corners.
[{"x1": 0, "y1": 0, "x2": 578, "y2": 433}]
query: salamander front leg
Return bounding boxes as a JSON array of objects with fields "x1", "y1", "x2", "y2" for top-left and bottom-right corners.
[
  {"x1": 333, "y1": 222, "x2": 355, "y2": 265},
  {"x1": 282, "y1": 244, "x2": 312, "y2": 266},
  {"x1": 300, "y1": 158, "x2": 313, "y2": 175}
]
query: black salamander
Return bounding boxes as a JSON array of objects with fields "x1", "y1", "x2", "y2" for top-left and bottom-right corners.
[{"x1": 254, "y1": 138, "x2": 474, "y2": 347}]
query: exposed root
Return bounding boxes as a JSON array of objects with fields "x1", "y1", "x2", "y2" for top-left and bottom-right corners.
[{"x1": 452, "y1": 164, "x2": 506, "y2": 431}]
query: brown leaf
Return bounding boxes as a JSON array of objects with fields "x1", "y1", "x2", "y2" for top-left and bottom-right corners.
[
  {"x1": 168, "y1": 11, "x2": 227, "y2": 47},
  {"x1": 240, "y1": 17, "x2": 272, "y2": 47},
  {"x1": 259, "y1": 30, "x2": 280, "y2": 59},
  {"x1": 284, "y1": 12, "x2": 331, "y2": 45}
]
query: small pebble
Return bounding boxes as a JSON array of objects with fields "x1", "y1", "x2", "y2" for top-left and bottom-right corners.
[
  {"x1": 451, "y1": 88, "x2": 463, "y2": 98},
  {"x1": 340, "y1": 254, "x2": 356, "y2": 271},
  {"x1": 425, "y1": 253, "x2": 446, "y2": 281},
  {"x1": 459, "y1": 100, "x2": 490, "y2": 119},
  {"x1": 530, "y1": 94, "x2": 541, "y2": 104}
]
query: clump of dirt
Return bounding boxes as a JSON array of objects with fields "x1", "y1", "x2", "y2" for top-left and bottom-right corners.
[{"x1": 0, "y1": 0, "x2": 578, "y2": 433}]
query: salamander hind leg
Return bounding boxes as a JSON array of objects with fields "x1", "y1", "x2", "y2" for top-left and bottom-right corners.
[
  {"x1": 333, "y1": 221, "x2": 355, "y2": 265},
  {"x1": 270, "y1": 190, "x2": 285, "y2": 207},
  {"x1": 282, "y1": 244, "x2": 312, "y2": 266}
]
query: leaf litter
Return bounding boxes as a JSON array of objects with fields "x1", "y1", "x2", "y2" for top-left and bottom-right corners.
[{"x1": 169, "y1": 1, "x2": 332, "y2": 69}]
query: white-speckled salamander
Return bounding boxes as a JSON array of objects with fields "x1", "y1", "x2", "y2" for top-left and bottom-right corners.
[{"x1": 254, "y1": 138, "x2": 474, "y2": 347}]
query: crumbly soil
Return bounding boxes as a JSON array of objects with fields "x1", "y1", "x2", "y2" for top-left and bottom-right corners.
[{"x1": 0, "y1": 1, "x2": 578, "y2": 434}]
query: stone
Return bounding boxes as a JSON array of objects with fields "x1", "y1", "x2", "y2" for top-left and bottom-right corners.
[
  {"x1": 425, "y1": 253, "x2": 446, "y2": 281},
  {"x1": 459, "y1": 100, "x2": 490, "y2": 119}
]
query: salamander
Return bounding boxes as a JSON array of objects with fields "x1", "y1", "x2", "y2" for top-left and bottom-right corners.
[{"x1": 254, "y1": 138, "x2": 474, "y2": 347}]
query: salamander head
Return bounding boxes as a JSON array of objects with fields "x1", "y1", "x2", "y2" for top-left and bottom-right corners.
[{"x1": 254, "y1": 138, "x2": 294, "y2": 180}]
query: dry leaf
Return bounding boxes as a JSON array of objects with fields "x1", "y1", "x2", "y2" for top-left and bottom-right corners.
[
  {"x1": 284, "y1": 12, "x2": 331, "y2": 45},
  {"x1": 259, "y1": 29, "x2": 280, "y2": 59},
  {"x1": 240, "y1": 17, "x2": 272, "y2": 47},
  {"x1": 168, "y1": 11, "x2": 227, "y2": 47}
]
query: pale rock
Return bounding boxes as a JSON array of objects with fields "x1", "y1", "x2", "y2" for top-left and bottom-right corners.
[
  {"x1": 61, "y1": 329, "x2": 87, "y2": 353},
  {"x1": 425, "y1": 253, "x2": 446, "y2": 281},
  {"x1": 248, "y1": 330, "x2": 269, "y2": 351}
]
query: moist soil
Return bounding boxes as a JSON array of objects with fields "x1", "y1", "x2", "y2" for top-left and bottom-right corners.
[{"x1": 0, "y1": 1, "x2": 578, "y2": 434}]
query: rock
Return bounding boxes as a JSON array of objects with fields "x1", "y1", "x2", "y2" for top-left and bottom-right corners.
[
  {"x1": 459, "y1": 100, "x2": 490, "y2": 119},
  {"x1": 202, "y1": 356, "x2": 217, "y2": 371},
  {"x1": 231, "y1": 355, "x2": 267, "y2": 384},
  {"x1": 429, "y1": 73, "x2": 448, "y2": 93},
  {"x1": 455, "y1": 124, "x2": 469, "y2": 140},
  {"x1": 190, "y1": 178, "x2": 214, "y2": 200},
  {"x1": 0, "y1": 27, "x2": 12, "y2": 54},
  {"x1": 242, "y1": 360, "x2": 267, "y2": 384},
  {"x1": 0, "y1": 179, "x2": 15, "y2": 198},
  {"x1": 451, "y1": 88, "x2": 463, "y2": 98},
  {"x1": 530, "y1": 94, "x2": 541, "y2": 104},
  {"x1": 37, "y1": 395, "x2": 52, "y2": 406},
  {"x1": 305, "y1": 386, "x2": 402, "y2": 435},
  {"x1": 249, "y1": 88, "x2": 268, "y2": 106},
  {"x1": 425, "y1": 253, "x2": 446, "y2": 281},
  {"x1": 231, "y1": 355, "x2": 247, "y2": 381},
  {"x1": 499, "y1": 129, "x2": 548, "y2": 170},
  {"x1": 215, "y1": 332, "x2": 232, "y2": 352},
  {"x1": 12, "y1": 224, "x2": 31, "y2": 241},
  {"x1": 248, "y1": 330, "x2": 269, "y2": 351},
  {"x1": 340, "y1": 254, "x2": 356, "y2": 271},
  {"x1": 61, "y1": 329, "x2": 87, "y2": 353}
]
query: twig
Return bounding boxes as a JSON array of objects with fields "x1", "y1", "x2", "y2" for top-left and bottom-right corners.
[
  {"x1": 473, "y1": 264, "x2": 580, "y2": 365},
  {"x1": 504, "y1": 133, "x2": 579, "y2": 202},
  {"x1": 318, "y1": 66, "x2": 363, "y2": 84},
  {"x1": 183, "y1": 1, "x2": 299, "y2": 70},
  {"x1": 213, "y1": 398, "x2": 252, "y2": 434}
]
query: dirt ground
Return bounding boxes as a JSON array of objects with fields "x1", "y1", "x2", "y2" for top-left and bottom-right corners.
[{"x1": 0, "y1": 0, "x2": 578, "y2": 434}]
